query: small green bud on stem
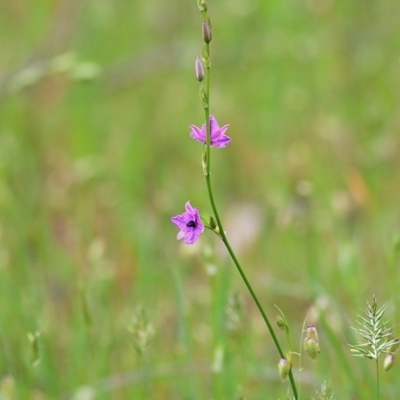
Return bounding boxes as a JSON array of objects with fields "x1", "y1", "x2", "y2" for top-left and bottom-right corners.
[
  {"x1": 278, "y1": 358, "x2": 291, "y2": 381},
  {"x1": 276, "y1": 316, "x2": 289, "y2": 332},
  {"x1": 199, "y1": 85, "x2": 208, "y2": 109},
  {"x1": 209, "y1": 216, "x2": 217, "y2": 230},
  {"x1": 303, "y1": 325, "x2": 320, "y2": 360},
  {"x1": 303, "y1": 337, "x2": 320, "y2": 360}
]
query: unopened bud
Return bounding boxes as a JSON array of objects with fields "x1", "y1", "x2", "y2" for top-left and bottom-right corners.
[
  {"x1": 303, "y1": 337, "x2": 320, "y2": 360},
  {"x1": 383, "y1": 353, "x2": 395, "y2": 372},
  {"x1": 209, "y1": 216, "x2": 217, "y2": 230},
  {"x1": 202, "y1": 21, "x2": 212, "y2": 43},
  {"x1": 276, "y1": 316, "x2": 289, "y2": 333},
  {"x1": 303, "y1": 325, "x2": 320, "y2": 360},
  {"x1": 278, "y1": 358, "x2": 291, "y2": 381},
  {"x1": 276, "y1": 316, "x2": 286, "y2": 330},
  {"x1": 202, "y1": 152, "x2": 207, "y2": 175},
  {"x1": 199, "y1": 85, "x2": 208, "y2": 109},
  {"x1": 195, "y1": 57, "x2": 205, "y2": 82}
]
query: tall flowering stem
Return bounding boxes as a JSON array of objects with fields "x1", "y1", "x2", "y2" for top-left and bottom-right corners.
[{"x1": 195, "y1": 3, "x2": 299, "y2": 399}]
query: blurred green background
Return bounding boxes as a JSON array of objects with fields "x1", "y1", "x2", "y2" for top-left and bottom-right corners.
[{"x1": 1, "y1": 0, "x2": 400, "y2": 398}]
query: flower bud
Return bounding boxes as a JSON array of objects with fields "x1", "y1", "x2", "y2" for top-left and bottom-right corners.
[
  {"x1": 303, "y1": 337, "x2": 320, "y2": 360},
  {"x1": 276, "y1": 316, "x2": 286, "y2": 330},
  {"x1": 303, "y1": 325, "x2": 320, "y2": 360},
  {"x1": 278, "y1": 358, "x2": 291, "y2": 381},
  {"x1": 209, "y1": 216, "x2": 217, "y2": 230},
  {"x1": 195, "y1": 57, "x2": 205, "y2": 82},
  {"x1": 202, "y1": 21, "x2": 212, "y2": 43},
  {"x1": 383, "y1": 353, "x2": 395, "y2": 372},
  {"x1": 199, "y1": 85, "x2": 208, "y2": 109},
  {"x1": 276, "y1": 316, "x2": 289, "y2": 333}
]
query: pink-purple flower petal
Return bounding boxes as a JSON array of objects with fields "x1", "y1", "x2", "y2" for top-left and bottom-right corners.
[
  {"x1": 189, "y1": 115, "x2": 230, "y2": 148},
  {"x1": 171, "y1": 201, "x2": 204, "y2": 245}
]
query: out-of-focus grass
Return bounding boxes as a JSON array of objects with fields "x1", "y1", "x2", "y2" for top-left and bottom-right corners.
[{"x1": 0, "y1": 0, "x2": 400, "y2": 398}]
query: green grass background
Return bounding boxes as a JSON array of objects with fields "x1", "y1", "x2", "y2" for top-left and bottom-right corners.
[{"x1": 1, "y1": 0, "x2": 400, "y2": 398}]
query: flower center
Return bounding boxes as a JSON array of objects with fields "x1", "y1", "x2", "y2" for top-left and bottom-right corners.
[{"x1": 186, "y1": 220, "x2": 196, "y2": 228}]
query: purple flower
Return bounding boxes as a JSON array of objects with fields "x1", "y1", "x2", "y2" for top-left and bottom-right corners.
[
  {"x1": 189, "y1": 115, "x2": 230, "y2": 148},
  {"x1": 171, "y1": 201, "x2": 204, "y2": 245}
]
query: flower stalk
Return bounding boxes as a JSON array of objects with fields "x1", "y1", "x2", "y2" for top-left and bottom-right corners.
[
  {"x1": 172, "y1": 2, "x2": 299, "y2": 398},
  {"x1": 196, "y1": 3, "x2": 299, "y2": 399}
]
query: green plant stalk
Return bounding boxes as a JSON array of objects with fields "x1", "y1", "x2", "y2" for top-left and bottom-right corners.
[
  {"x1": 376, "y1": 358, "x2": 380, "y2": 400},
  {"x1": 201, "y1": 42, "x2": 299, "y2": 400}
]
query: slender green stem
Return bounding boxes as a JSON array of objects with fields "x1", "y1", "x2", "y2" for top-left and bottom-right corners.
[
  {"x1": 206, "y1": 178, "x2": 298, "y2": 399},
  {"x1": 376, "y1": 358, "x2": 380, "y2": 400},
  {"x1": 201, "y1": 38, "x2": 298, "y2": 400},
  {"x1": 204, "y1": 52, "x2": 211, "y2": 174}
]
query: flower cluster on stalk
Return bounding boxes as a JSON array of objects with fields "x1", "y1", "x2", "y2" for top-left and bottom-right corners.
[{"x1": 171, "y1": 115, "x2": 230, "y2": 244}]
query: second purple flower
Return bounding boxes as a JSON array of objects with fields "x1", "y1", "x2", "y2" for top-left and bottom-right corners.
[
  {"x1": 189, "y1": 115, "x2": 231, "y2": 148},
  {"x1": 171, "y1": 201, "x2": 204, "y2": 245}
]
